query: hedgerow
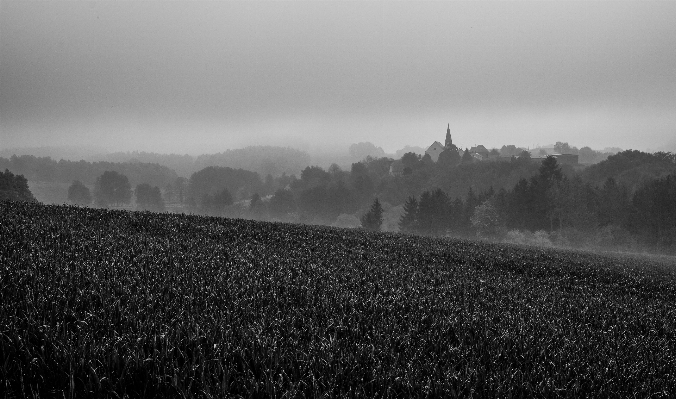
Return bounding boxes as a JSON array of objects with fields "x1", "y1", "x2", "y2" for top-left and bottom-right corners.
[{"x1": 1, "y1": 201, "x2": 675, "y2": 397}]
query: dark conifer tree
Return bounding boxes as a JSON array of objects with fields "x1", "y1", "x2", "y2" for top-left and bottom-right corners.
[
  {"x1": 417, "y1": 189, "x2": 450, "y2": 236},
  {"x1": 361, "y1": 198, "x2": 384, "y2": 232},
  {"x1": 532, "y1": 156, "x2": 564, "y2": 230},
  {"x1": 598, "y1": 177, "x2": 630, "y2": 227},
  {"x1": 432, "y1": 189, "x2": 451, "y2": 235},
  {"x1": 528, "y1": 176, "x2": 549, "y2": 231},
  {"x1": 448, "y1": 197, "x2": 464, "y2": 233},
  {"x1": 463, "y1": 187, "x2": 480, "y2": 233},
  {"x1": 506, "y1": 178, "x2": 530, "y2": 230},
  {"x1": 629, "y1": 175, "x2": 676, "y2": 250},
  {"x1": 399, "y1": 196, "x2": 418, "y2": 233},
  {"x1": 539, "y1": 156, "x2": 563, "y2": 184},
  {"x1": 461, "y1": 149, "x2": 474, "y2": 164}
]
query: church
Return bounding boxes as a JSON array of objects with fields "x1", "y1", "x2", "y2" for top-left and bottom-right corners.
[
  {"x1": 390, "y1": 124, "x2": 460, "y2": 176},
  {"x1": 425, "y1": 124, "x2": 458, "y2": 162}
]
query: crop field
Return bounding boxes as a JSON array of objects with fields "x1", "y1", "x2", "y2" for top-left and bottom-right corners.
[{"x1": 2, "y1": 201, "x2": 675, "y2": 398}]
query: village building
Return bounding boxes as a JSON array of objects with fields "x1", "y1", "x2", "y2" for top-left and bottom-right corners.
[
  {"x1": 425, "y1": 124, "x2": 458, "y2": 162},
  {"x1": 425, "y1": 141, "x2": 445, "y2": 162},
  {"x1": 389, "y1": 160, "x2": 405, "y2": 176},
  {"x1": 530, "y1": 153, "x2": 579, "y2": 165},
  {"x1": 552, "y1": 153, "x2": 579, "y2": 165},
  {"x1": 469, "y1": 145, "x2": 489, "y2": 159},
  {"x1": 392, "y1": 122, "x2": 579, "y2": 173},
  {"x1": 392, "y1": 123, "x2": 538, "y2": 175}
]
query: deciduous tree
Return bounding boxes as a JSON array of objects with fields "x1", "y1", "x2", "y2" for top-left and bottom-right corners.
[
  {"x1": 471, "y1": 200, "x2": 502, "y2": 238},
  {"x1": 269, "y1": 189, "x2": 296, "y2": 217},
  {"x1": 94, "y1": 171, "x2": 131, "y2": 207},
  {"x1": 67, "y1": 180, "x2": 91, "y2": 206},
  {"x1": 437, "y1": 148, "x2": 461, "y2": 169},
  {"x1": 0, "y1": 169, "x2": 36, "y2": 203},
  {"x1": 135, "y1": 183, "x2": 164, "y2": 212}
]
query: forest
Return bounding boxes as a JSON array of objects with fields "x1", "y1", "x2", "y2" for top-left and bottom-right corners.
[{"x1": 2, "y1": 148, "x2": 675, "y2": 254}]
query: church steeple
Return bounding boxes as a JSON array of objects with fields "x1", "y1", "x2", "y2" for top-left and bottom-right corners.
[{"x1": 445, "y1": 123, "x2": 453, "y2": 148}]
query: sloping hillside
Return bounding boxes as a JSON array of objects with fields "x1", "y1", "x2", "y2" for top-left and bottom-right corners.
[{"x1": 2, "y1": 201, "x2": 675, "y2": 397}]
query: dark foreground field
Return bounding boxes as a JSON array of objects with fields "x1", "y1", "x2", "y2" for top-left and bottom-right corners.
[{"x1": 2, "y1": 202, "x2": 675, "y2": 398}]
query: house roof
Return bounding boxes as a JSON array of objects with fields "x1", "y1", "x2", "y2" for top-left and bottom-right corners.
[
  {"x1": 470, "y1": 145, "x2": 489, "y2": 154},
  {"x1": 426, "y1": 141, "x2": 444, "y2": 152}
]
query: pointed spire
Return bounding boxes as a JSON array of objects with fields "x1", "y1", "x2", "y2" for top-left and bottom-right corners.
[{"x1": 445, "y1": 123, "x2": 453, "y2": 148}]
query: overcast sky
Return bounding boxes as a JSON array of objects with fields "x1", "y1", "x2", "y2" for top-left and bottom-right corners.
[{"x1": 2, "y1": 1, "x2": 675, "y2": 155}]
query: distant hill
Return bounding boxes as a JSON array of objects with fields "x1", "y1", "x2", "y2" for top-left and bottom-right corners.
[
  {"x1": 394, "y1": 145, "x2": 426, "y2": 158},
  {"x1": 348, "y1": 142, "x2": 387, "y2": 161},
  {"x1": 0, "y1": 145, "x2": 108, "y2": 162},
  {"x1": 98, "y1": 151, "x2": 197, "y2": 178},
  {"x1": 194, "y1": 146, "x2": 311, "y2": 178},
  {"x1": 581, "y1": 150, "x2": 676, "y2": 191},
  {"x1": 0, "y1": 155, "x2": 178, "y2": 188},
  {"x1": 100, "y1": 146, "x2": 312, "y2": 178}
]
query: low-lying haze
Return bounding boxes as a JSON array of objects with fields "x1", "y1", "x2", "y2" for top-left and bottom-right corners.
[{"x1": 2, "y1": 1, "x2": 675, "y2": 155}]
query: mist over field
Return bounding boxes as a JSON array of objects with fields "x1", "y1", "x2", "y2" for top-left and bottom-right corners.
[
  {"x1": 2, "y1": 1, "x2": 676, "y2": 154},
  {"x1": 1, "y1": 0, "x2": 675, "y2": 254},
  {"x1": 2, "y1": 2, "x2": 676, "y2": 396}
]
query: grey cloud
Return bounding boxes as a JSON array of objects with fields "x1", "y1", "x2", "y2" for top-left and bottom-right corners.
[{"x1": 1, "y1": 1, "x2": 675, "y2": 153}]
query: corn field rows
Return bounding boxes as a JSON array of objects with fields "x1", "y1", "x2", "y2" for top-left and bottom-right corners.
[{"x1": 1, "y1": 201, "x2": 675, "y2": 397}]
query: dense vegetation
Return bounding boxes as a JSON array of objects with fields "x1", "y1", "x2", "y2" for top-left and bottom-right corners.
[
  {"x1": 187, "y1": 166, "x2": 265, "y2": 208},
  {"x1": 581, "y1": 150, "x2": 676, "y2": 191},
  {"x1": 549, "y1": 141, "x2": 619, "y2": 165},
  {"x1": 98, "y1": 146, "x2": 313, "y2": 179},
  {"x1": 2, "y1": 201, "x2": 675, "y2": 397},
  {"x1": 0, "y1": 169, "x2": 37, "y2": 203},
  {"x1": 3, "y1": 149, "x2": 675, "y2": 253},
  {"x1": 399, "y1": 155, "x2": 676, "y2": 254},
  {"x1": 0, "y1": 155, "x2": 177, "y2": 189}
]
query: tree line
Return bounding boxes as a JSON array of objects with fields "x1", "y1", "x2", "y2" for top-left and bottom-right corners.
[
  {"x1": 66, "y1": 171, "x2": 166, "y2": 212},
  {"x1": 0, "y1": 155, "x2": 177, "y2": 188},
  {"x1": 4, "y1": 147, "x2": 674, "y2": 253},
  {"x1": 98, "y1": 146, "x2": 312, "y2": 179},
  {"x1": 80, "y1": 149, "x2": 675, "y2": 254},
  {"x1": 394, "y1": 155, "x2": 676, "y2": 254}
]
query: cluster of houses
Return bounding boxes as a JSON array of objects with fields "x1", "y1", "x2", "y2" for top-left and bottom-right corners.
[{"x1": 390, "y1": 124, "x2": 579, "y2": 176}]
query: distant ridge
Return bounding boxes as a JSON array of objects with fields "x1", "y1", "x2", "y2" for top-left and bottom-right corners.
[
  {"x1": 96, "y1": 146, "x2": 311, "y2": 178},
  {"x1": 0, "y1": 145, "x2": 108, "y2": 162},
  {"x1": 194, "y1": 146, "x2": 312, "y2": 178}
]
